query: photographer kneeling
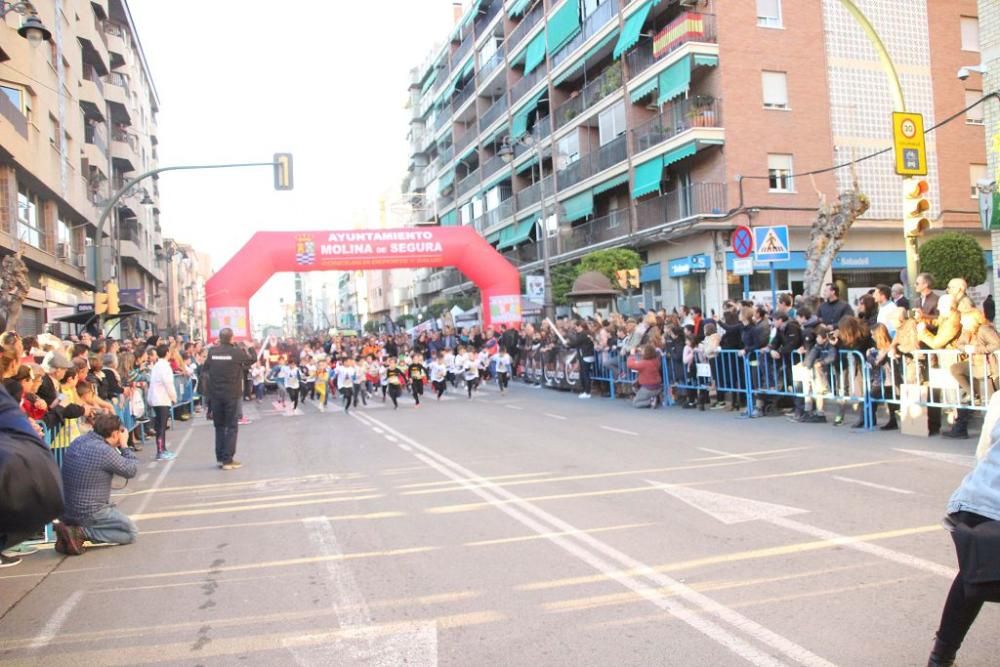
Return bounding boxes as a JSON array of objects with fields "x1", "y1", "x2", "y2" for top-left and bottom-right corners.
[{"x1": 55, "y1": 413, "x2": 138, "y2": 555}]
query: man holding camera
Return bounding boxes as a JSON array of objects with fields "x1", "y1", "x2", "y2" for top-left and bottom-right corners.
[{"x1": 54, "y1": 413, "x2": 138, "y2": 555}]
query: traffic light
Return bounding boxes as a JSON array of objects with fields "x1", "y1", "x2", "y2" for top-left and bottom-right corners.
[
  {"x1": 106, "y1": 282, "x2": 120, "y2": 316},
  {"x1": 94, "y1": 291, "x2": 108, "y2": 315},
  {"x1": 627, "y1": 269, "x2": 640, "y2": 289},
  {"x1": 903, "y1": 178, "x2": 930, "y2": 237},
  {"x1": 273, "y1": 153, "x2": 293, "y2": 191},
  {"x1": 616, "y1": 270, "x2": 629, "y2": 290}
]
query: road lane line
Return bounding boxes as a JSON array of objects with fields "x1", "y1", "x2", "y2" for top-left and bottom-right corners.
[
  {"x1": 543, "y1": 413, "x2": 567, "y2": 420},
  {"x1": 504, "y1": 404, "x2": 523, "y2": 410},
  {"x1": 893, "y1": 448, "x2": 976, "y2": 468},
  {"x1": 27, "y1": 591, "x2": 83, "y2": 650},
  {"x1": 131, "y1": 427, "x2": 196, "y2": 522},
  {"x1": 353, "y1": 412, "x2": 832, "y2": 667},
  {"x1": 600, "y1": 426, "x2": 639, "y2": 436},
  {"x1": 698, "y1": 447, "x2": 756, "y2": 462},
  {"x1": 830, "y1": 476, "x2": 915, "y2": 495},
  {"x1": 398, "y1": 444, "x2": 413, "y2": 452},
  {"x1": 137, "y1": 472, "x2": 150, "y2": 482}
]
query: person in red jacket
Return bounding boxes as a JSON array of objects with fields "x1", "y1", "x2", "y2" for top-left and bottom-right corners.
[{"x1": 627, "y1": 345, "x2": 663, "y2": 409}]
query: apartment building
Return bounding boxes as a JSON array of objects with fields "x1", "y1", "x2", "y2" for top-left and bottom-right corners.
[
  {"x1": 159, "y1": 239, "x2": 210, "y2": 339},
  {"x1": 0, "y1": 0, "x2": 163, "y2": 335},
  {"x1": 404, "y1": 0, "x2": 988, "y2": 315}
]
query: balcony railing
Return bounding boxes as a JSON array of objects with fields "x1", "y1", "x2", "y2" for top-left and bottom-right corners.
[
  {"x1": 554, "y1": 61, "x2": 623, "y2": 129},
  {"x1": 474, "y1": 0, "x2": 502, "y2": 38},
  {"x1": 626, "y1": 13, "x2": 718, "y2": 81},
  {"x1": 434, "y1": 109, "x2": 449, "y2": 131},
  {"x1": 555, "y1": 134, "x2": 627, "y2": 190},
  {"x1": 508, "y1": 2, "x2": 544, "y2": 50},
  {"x1": 479, "y1": 93, "x2": 508, "y2": 130},
  {"x1": 453, "y1": 81, "x2": 475, "y2": 113},
  {"x1": 107, "y1": 71, "x2": 129, "y2": 91},
  {"x1": 551, "y1": 0, "x2": 617, "y2": 69},
  {"x1": 437, "y1": 143, "x2": 455, "y2": 166},
  {"x1": 454, "y1": 33, "x2": 473, "y2": 64},
  {"x1": 82, "y1": 63, "x2": 105, "y2": 95},
  {"x1": 481, "y1": 153, "x2": 508, "y2": 178},
  {"x1": 478, "y1": 49, "x2": 503, "y2": 84},
  {"x1": 515, "y1": 174, "x2": 552, "y2": 209},
  {"x1": 635, "y1": 182, "x2": 727, "y2": 231},
  {"x1": 84, "y1": 122, "x2": 108, "y2": 154},
  {"x1": 632, "y1": 97, "x2": 722, "y2": 153},
  {"x1": 437, "y1": 194, "x2": 454, "y2": 211},
  {"x1": 111, "y1": 126, "x2": 139, "y2": 150},
  {"x1": 511, "y1": 62, "x2": 547, "y2": 104},
  {"x1": 503, "y1": 242, "x2": 541, "y2": 266},
  {"x1": 104, "y1": 20, "x2": 126, "y2": 38},
  {"x1": 475, "y1": 197, "x2": 513, "y2": 232},
  {"x1": 455, "y1": 126, "x2": 477, "y2": 153},
  {"x1": 558, "y1": 208, "x2": 629, "y2": 254},
  {"x1": 457, "y1": 168, "x2": 481, "y2": 197}
]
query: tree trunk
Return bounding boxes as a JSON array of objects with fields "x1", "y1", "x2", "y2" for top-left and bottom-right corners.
[
  {"x1": 803, "y1": 184, "x2": 870, "y2": 298},
  {"x1": 0, "y1": 252, "x2": 30, "y2": 331}
]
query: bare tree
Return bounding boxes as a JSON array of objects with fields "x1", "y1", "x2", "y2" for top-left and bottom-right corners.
[
  {"x1": 0, "y1": 251, "x2": 30, "y2": 331},
  {"x1": 802, "y1": 164, "x2": 870, "y2": 297}
]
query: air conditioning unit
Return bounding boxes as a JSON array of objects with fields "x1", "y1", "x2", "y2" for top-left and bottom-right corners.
[
  {"x1": 56, "y1": 243, "x2": 70, "y2": 260},
  {"x1": 76, "y1": 253, "x2": 87, "y2": 268}
]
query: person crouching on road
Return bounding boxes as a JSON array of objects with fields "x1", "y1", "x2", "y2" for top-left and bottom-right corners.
[
  {"x1": 628, "y1": 345, "x2": 663, "y2": 408},
  {"x1": 147, "y1": 344, "x2": 177, "y2": 461},
  {"x1": 54, "y1": 413, "x2": 138, "y2": 555}
]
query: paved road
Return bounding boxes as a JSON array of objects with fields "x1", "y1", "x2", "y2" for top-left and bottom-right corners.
[{"x1": 0, "y1": 381, "x2": 995, "y2": 666}]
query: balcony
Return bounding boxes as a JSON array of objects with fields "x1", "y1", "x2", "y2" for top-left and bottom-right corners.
[
  {"x1": 509, "y1": 2, "x2": 544, "y2": 50},
  {"x1": 434, "y1": 109, "x2": 449, "y2": 131},
  {"x1": 474, "y1": 0, "x2": 502, "y2": 38},
  {"x1": 503, "y1": 242, "x2": 540, "y2": 266},
  {"x1": 515, "y1": 175, "x2": 552, "y2": 209},
  {"x1": 478, "y1": 49, "x2": 503, "y2": 84},
  {"x1": 551, "y1": 0, "x2": 617, "y2": 69},
  {"x1": 103, "y1": 20, "x2": 127, "y2": 58},
  {"x1": 437, "y1": 143, "x2": 455, "y2": 166},
  {"x1": 554, "y1": 61, "x2": 622, "y2": 129},
  {"x1": 558, "y1": 208, "x2": 629, "y2": 254},
  {"x1": 479, "y1": 93, "x2": 508, "y2": 131},
  {"x1": 104, "y1": 71, "x2": 129, "y2": 106},
  {"x1": 82, "y1": 63, "x2": 105, "y2": 97},
  {"x1": 457, "y1": 168, "x2": 481, "y2": 197},
  {"x1": 84, "y1": 122, "x2": 108, "y2": 154},
  {"x1": 556, "y1": 134, "x2": 627, "y2": 190},
  {"x1": 511, "y1": 63, "x2": 547, "y2": 105},
  {"x1": 632, "y1": 97, "x2": 722, "y2": 153},
  {"x1": 455, "y1": 126, "x2": 477, "y2": 153},
  {"x1": 626, "y1": 13, "x2": 717, "y2": 81},
  {"x1": 454, "y1": 33, "x2": 473, "y2": 64},
  {"x1": 513, "y1": 116, "x2": 552, "y2": 161},
  {"x1": 111, "y1": 127, "x2": 139, "y2": 171},
  {"x1": 452, "y1": 81, "x2": 475, "y2": 114},
  {"x1": 481, "y1": 153, "x2": 508, "y2": 179},
  {"x1": 635, "y1": 182, "x2": 727, "y2": 231}
]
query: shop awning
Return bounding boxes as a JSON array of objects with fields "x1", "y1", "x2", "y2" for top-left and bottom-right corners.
[
  {"x1": 553, "y1": 58, "x2": 585, "y2": 86},
  {"x1": 561, "y1": 190, "x2": 594, "y2": 222},
  {"x1": 511, "y1": 89, "x2": 545, "y2": 138},
  {"x1": 420, "y1": 68, "x2": 438, "y2": 95},
  {"x1": 438, "y1": 170, "x2": 455, "y2": 190},
  {"x1": 629, "y1": 77, "x2": 658, "y2": 103},
  {"x1": 547, "y1": 0, "x2": 581, "y2": 55},
  {"x1": 640, "y1": 262, "x2": 661, "y2": 283},
  {"x1": 662, "y1": 140, "x2": 697, "y2": 168},
  {"x1": 657, "y1": 55, "x2": 691, "y2": 106},
  {"x1": 693, "y1": 54, "x2": 719, "y2": 68},
  {"x1": 632, "y1": 156, "x2": 663, "y2": 199},
  {"x1": 486, "y1": 228, "x2": 504, "y2": 244},
  {"x1": 593, "y1": 172, "x2": 629, "y2": 195},
  {"x1": 525, "y1": 31, "x2": 547, "y2": 74},
  {"x1": 440, "y1": 209, "x2": 459, "y2": 227},
  {"x1": 499, "y1": 215, "x2": 537, "y2": 249},
  {"x1": 613, "y1": 0, "x2": 653, "y2": 59},
  {"x1": 508, "y1": 0, "x2": 532, "y2": 18}
]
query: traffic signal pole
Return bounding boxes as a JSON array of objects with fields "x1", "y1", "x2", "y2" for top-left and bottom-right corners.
[{"x1": 836, "y1": 0, "x2": 920, "y2": 300}]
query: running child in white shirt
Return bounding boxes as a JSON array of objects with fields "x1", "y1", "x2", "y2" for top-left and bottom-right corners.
[
  {"x1": 429, "y1": 352, "x2": 448, "y2": 400},
  {"x1": 492, "y1": 348, "x2": 513, "y2": 394}
]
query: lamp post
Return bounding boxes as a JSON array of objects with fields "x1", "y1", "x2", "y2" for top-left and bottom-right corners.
[
  {"x1": 498, "y1": 133, "x2": 555, "y2": 321},
  {"x1": 0, "y1": 2, "x2": 51, "y2": 46}
]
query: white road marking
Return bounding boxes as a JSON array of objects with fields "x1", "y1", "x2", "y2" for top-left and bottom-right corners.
[
  {"x1": 27, "y1": 591, "x2": 83, "y2": 650},
  {"x1": 504, "y1": 404, "x2": 523, "y2": 410},
  {"x1": 600, "y1": 426, "x2": 639, "y2": 436},
  {"x1": 384, "y1": 435, "x2": 398, "y2": 443},
  {"x1": 131, "y1": 427, "x2": 196, "y2": 522},
  {"x1": 894, "y1": 448, "x2": 976, "y2": 468},
  {"x1": 288, "y1": 517, "x2": 437, "y2": 666},
  {"x1": 371, "y1": 428, "x2": 384, "y2": 435},
  {"x1": 830, "y1": 476, "x2": 915, "y2": 495},
  {"x1": 543, "y1": 413, "x2": 567, "y2": 421},
  {"x1": 354, "y1": 413, "x2": 831, "y2": 667},
  {"x1": 647, "y1": 481, "x2": 954, "y2": 579},
  {"x1": 697, "y1": 447, "x2": 756, "y2": 462},
  {"x1": 398, "y1": 444, "x2": 413, "y2": 452},
  {"x1": 137, "y1": 472, "x2": 150, "y2": 482},
  {"x1": 146, "y1": 462, "x2": 156, "y2": 470}
]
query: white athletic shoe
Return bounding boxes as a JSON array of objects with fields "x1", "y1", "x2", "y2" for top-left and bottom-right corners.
[{"x1": 578, "y1": 393, "x2": 591, "y2": 399}]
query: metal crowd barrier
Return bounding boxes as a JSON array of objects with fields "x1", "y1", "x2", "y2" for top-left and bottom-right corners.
[{"x1": 869, "y1": 349, "x2": 999, "y2": 417}]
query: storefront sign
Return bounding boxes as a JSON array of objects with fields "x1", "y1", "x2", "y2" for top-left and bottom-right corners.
[{"x1": 668, "y1": 254, "x2": 709, "y2": 277}]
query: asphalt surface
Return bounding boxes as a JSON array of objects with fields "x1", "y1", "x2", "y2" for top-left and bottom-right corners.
[{"x1": 0, "y1": 380, "x2": 996, "y2": 666}]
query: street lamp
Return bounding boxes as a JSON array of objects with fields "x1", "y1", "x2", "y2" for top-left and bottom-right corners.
[
  {"x1": 498, "y1": 134, "x2": 555, "y2": 321},
  {"x1": 1, "y1": 2, "x2": 51, "y2": 45}
]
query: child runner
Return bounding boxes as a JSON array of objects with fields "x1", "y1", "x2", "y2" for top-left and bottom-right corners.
[
  {"x1": 353, "y1": 357, "x2": 368, "y2": 408},
  {"x1": 463, "y1": 351, "x2": 479, "y2": 398},
  {"x1": 336, "y1": 358, "x2": 356, "y2": 413},
  {"x1": 364, "y1": 355, "x2": 379, "y2": 400},
  {"x1": 315, "y1": 360, "x2": 329, "y2": 412},
  {"x1": 408, "y1": 353, "x2": 426, "y2": 407},
  {"x1": 270, "y1": 356, "x2": 287, "y2": 409},
  {"x1": 444, "y1": 347, "x2": 458, "y2": 388},
  {"x1": 493, "y1": 347, "x2": 512, "y2": 395},
  {"x1": 477, "y1": 348, "x2": 491, "y2": 384},
  {"x1": 385, "y1": 357, "x2": 405, "y2": 409},
  {"x1": 447, "y1": 347, "x2": 463, "y2": 388},
  {"x1": 378, "y1": 357, "x2": 389, "y2": 402},
  {"x1": 284, "y1": 359, "x2": 301, "y2": 413},
  {"x1": 251, "y1": 360, "x2": 266, "y2": 402},
  {"x1": 430, "y1": 352, "x2": 448, "y2": 400}
]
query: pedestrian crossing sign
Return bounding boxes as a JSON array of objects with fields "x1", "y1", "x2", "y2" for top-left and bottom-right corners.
[{"x1": 753, "y1": 225, "x2": 790, "y2": 262}]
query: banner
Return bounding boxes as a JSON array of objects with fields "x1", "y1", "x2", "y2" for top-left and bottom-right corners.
[
  {"x1": 489, "y1": 295, "x2": 522, "y2": 325},
  {"x1": 209, "y1": 307, "x2": 248, "y2": 340}
]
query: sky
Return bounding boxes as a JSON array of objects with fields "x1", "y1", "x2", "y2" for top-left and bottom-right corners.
[{"x1": 128, "y1": 0, "x2": 459, "y2": 324}]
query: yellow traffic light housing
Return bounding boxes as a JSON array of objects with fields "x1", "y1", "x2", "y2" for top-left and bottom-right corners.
[
  {"x1": 627, "y1": 269, "x2": 640, "y2": 289},
  {"x1": 106, "y1": 282, "x2": 120, "y2": 316},
  {"x1": 94, "y1": 291, "x2": 108, "y2": 315},
  {"x1": 903, "y1": 178, "x2": 930, "y2": 237}
]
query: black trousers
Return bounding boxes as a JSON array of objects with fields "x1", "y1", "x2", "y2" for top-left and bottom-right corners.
[
  {"x1": 340, "y1": 386, "x2": 353, "y2": 411},
  {"x1": 433, "y1": 379, "x2": 447, "y2": 397},
  {"x1": 579, "y1": 359, "x2": 593, "y2": 394},
  {"x1": 212, "y1": 396, "x2": 240, "y2": 464},
  {"x1": 497, "y1": 371, "x2": 509, "y2": 391},
  {"x1": 934, "y1": 511, "x2": 993, "y2": 658},
  {"x1": 153, "y1": 405, "x2": 170, "y2": 455},
  {"x1": 388, "y1": 384, "x2": 401, "y2": 408},
  {"x1": 411, "y1": 379, "x2": 423, "y2": 404}
]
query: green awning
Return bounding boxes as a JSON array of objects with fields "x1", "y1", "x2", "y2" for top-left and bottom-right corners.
[
  {"x1": 438, "y1": 170, "x2": 455, "y2": 190},
  {"x1": 585, "y1": 28, "x2": 619, "y2": 61},
  {"x1": 510, "y1": 41, "x2": 529, "y2": 67},
  {"x1": 508, "y1": 0, "x2": 532, "y2": 18},
  {"x1": 511, "y1": 89, "x2": 545, "y2": 138},
  {"x1": 547, "y1": 0, "x2": 581, "y2": 55},
  {"x1": 499, "y1": 215, "x2": 537, "y2": 249},
  {"x1": 421, "y1": 68, "x2": 438, "y2": 95},
  {"x1": 486, "y1": 229, "x2": 503, "y2": 244},
  {"x1": 593, "y1": 172, "x2": 629, "y2": 195},
  {"x1": 562, "y1": 190, "x2": 594, "y2": 222},
  {"x1": 440, "y1": 209, "x2": 458, "y2": 226},
  {"x1": 484, "y1": 122, "x2": 509, "y2": 146},
  {"x1": 613, "y1": 0, "x2": 652, "y2": 59},
  {"x1": 481, "y1": 168, "x2": 511, "y2": 192},
  {"x1": 515, "y1": 154, "x2": 538, "y2": 173},
  {"x1": 629, "y1": 77, "x2": 658, "y2": 103},
  {"x1": 460, "y1": 57, "x2": 475, "y2": 80},
  {"x1": 662, "y1": 140, "x2": 697, "y2": 168},
  {"x1": 457, "y1": 143, "x2": 478, "y2": 162},
  {"x1": 632, "y1": 156, "x2": 663, "y2": 199},
  {"x1": 525, "y1": 31, "x2": 547, "y2": 74},
  {"x1": 657, "y1": 56, "x2": 691, "y2": 106},
  {"x1": 693, "y1": 54, "x2": 719, "y2": 68},
  {"x1": 553, "y1": 58, "x2": 585, "y2": 86}
]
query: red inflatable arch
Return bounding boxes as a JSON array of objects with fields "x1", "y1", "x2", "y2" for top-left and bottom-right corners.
[{"x1": 204, "y1": 227, "x2": 523, "y2": 341}]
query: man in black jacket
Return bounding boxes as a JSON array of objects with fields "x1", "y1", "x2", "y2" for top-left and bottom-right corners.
[
  {"x1": 203, "y1": 328, "x2": 252, "y2": 470},
  {"x1": 568, "y1": 320, "x2": 596, "y2": 399},
  {"x1": 818, "y1": 284, "x2": 854, "y2": 325}
]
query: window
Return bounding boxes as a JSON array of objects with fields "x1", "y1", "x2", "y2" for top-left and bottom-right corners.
[
  {"x1": 16, "y1": 190, "x2": 40, "y2": 248},
  {"x1": 49, "y1": 114, "x2": 61, "y2": 150},
  {"x1": 757, "y1": 0, "x2": 782, "y2": 28},
  {"x1": 768, "y1": 154, "x2": 794, "y2": 192},
  {"x1": 583, "y1": 0, "x2": 607, "y2": 19},
  {"x1": 0, "y1": 83, "x2": 25, "y2": 115},
  {"x1": 598, "y1": 102, "x2": 626, "y2": 146},
  {"x1": 970, "y1": 164, "x2": 988, "y2": 198},
  {"x1": 762, "y1": 71, "x2": 788, "y2": 109},
  {"x1": 961, "y1": 16, "x2": 980, "y2": 52},
  {"x1": 966, "y1": 90, "x2": 984, "y2": 124},
  {"x1": 56, "y1": 215, "x2": 72, "y2": 259},
  {"x1": 557, "y1": 132, "x2": 580, "y2": 168},
  {"x1": 485, "y1": 186, "x2": 500, "y2": 210}
]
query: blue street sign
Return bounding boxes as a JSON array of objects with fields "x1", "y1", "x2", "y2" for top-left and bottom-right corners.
[{"x1": 753, "y1": 225, "x2": 790, "y2": 263}]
